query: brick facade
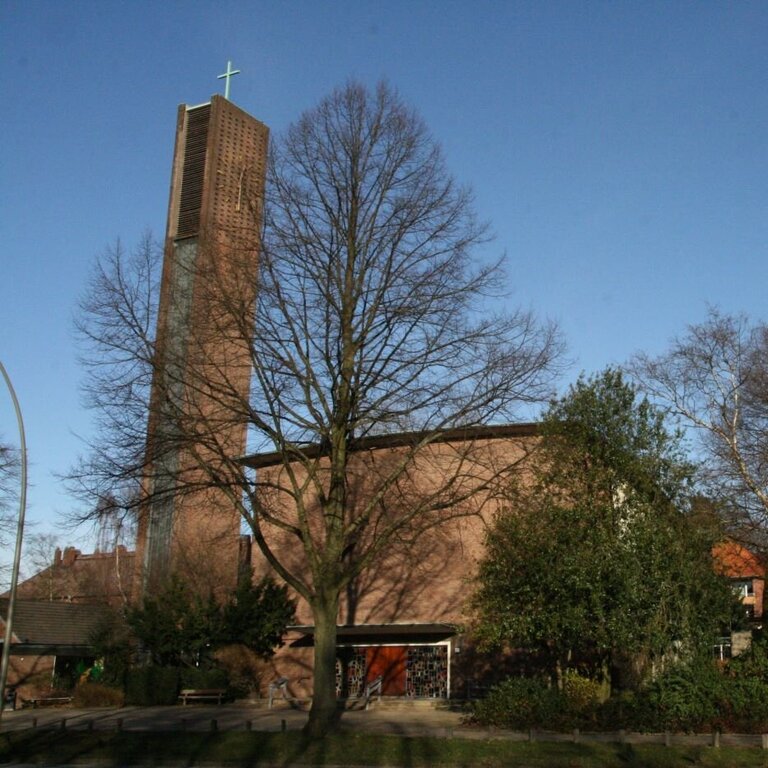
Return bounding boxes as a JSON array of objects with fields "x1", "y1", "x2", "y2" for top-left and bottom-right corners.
[
  {"x1": 243, "y1": 426, "x2": 540, "y2": 697},
  {"x1": 134, "y1": 96, "x2": 268, "y2": 597}
]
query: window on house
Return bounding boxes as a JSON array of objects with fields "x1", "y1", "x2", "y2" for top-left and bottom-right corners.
[
  {"x1": 733, "y1": 579, "x2": 755, "y2": 599},
  {"x1": 713, "y1": 637, "x2": 732, "y2": 661}
]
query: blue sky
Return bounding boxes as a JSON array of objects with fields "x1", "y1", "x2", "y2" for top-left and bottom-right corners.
[{"x1": 1, "y1": 1, "x2": 767, "y2": 551}]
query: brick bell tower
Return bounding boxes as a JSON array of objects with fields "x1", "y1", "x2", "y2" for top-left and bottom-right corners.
[{"x1": 134, "y1": 90, "x2": 269, "y2": 596}]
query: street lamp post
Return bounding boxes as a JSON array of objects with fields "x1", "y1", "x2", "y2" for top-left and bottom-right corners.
[{"x1": 0, "y1": 360, "x2": 28, "y2": 722}]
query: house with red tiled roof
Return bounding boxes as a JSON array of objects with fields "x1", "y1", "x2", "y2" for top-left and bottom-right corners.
[
  {"x1": 713, "y1": 540, "x2": 765, "y2": 621},
  {"x1": 712, "y1": 540, "x2": 765, "y2": 659}
]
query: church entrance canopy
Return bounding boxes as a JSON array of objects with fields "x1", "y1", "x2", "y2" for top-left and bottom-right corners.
[{"x1": 287, "y1": 622, "x2": 456, "y2": 647}]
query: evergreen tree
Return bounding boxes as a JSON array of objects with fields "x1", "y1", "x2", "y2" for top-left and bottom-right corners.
[
  {"x1": 127, "y1": 575, "x2": 294, "y2": 667},
  {"x1": 473, "y1": 369, "x2": 736, "y2": 690}
]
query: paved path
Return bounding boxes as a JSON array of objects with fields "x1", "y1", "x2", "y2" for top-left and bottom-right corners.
[
  {"x1": 3, "y1": 705, "x2": 768, "y2": 749},
  {"x1": 0, "y1": 703, "x2": 467, "y2": 738}
]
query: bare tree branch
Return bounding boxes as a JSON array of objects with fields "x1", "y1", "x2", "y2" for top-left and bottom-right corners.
[
  {"x1": 632, "y1": 308, "x2": 768, "y2": 542},
  {"x1": 0, "y1": 438, "x2": 21, "y2": 588}
]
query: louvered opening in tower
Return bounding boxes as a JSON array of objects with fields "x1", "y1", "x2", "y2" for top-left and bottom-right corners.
[{"x1": 176, "y1": 104, "x2": 211, "y2": 238}]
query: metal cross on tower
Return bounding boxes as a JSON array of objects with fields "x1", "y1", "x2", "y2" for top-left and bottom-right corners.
[{"x1": 217, "y1": 60, "x2": 241, "y2": 100}]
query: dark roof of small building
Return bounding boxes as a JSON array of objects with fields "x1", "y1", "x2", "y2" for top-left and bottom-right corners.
[
  {"x1": 241, "y1": 423, "x2": 539, "y2": 469},
  {"x1": 0, "y1": 599, "x2": 111, "y2": 654}
]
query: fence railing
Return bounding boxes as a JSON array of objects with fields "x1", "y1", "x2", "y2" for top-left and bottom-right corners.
[
  {"x1": 267, "y1": 677, "x2": 289, "y2": 709},
  {"x1": 364, "y1": 675, "x2": 383, "y2": 710}
]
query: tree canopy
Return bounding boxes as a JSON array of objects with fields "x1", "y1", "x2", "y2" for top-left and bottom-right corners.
[
  {"x1": 472, "y1": 369, "x2": 735, "y2": 689},
  {"x1": 127, "y1": 574, "x2": 295, "y2": 668}
]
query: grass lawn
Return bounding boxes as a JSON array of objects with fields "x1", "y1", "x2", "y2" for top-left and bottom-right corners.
[{"x1": 4, "y1": 730, "x2": 768, "y2": 767}]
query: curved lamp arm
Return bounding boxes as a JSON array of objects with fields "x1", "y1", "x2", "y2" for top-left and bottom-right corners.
[{"x1": 0, "y1": 360, "x2": 28, "y2": 721}]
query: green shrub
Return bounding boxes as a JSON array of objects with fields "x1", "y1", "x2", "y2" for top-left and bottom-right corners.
[
  {"x1": 125, "y1": 666, "x2": 180, "y2": 705},
  {"x1": 715, "y1": 674, "x2": 768, "y2": 732},
  {"x1": 562, "y1": 670, "x2": 601, "y2": 713},
  {"x1": 124, "y1": 665, "x2": 230, "y2": 705},
  {"x1": 214, "y1": 644, "x2": 268, "y2": 698},
  {"x1": 630, "y1": 658, "x2": 727, "y2": 732},
  {"x1": 712, "y1": 638, "x2": 768, "y2": 731},
  {"x1": 591, "y1": 691, "x2": 649, "y2": 731},
  {"x1": 729, "y1": 634, "x2": 768, "y2": 682},
  {"x1": 88, "y1": 610, "x2": 133, "y2": 689},
  {"x1": 179, "y1": 667, "x2": 229, "y2": 690},
  {"x1": 593, "y1": 657, "x2": 768, "y2": 733},
  {"x1": 471, "y1": 676, "x2": 563, "y2": 729},
  {"x1": 72, "y1": 681, "x2": 124, "y2": 707},
  {"x1": 472, "y1": 657, "x2": 768, "y2": 733}
]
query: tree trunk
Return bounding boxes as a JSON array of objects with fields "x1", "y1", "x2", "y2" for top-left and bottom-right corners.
[
  {"x1": 599, "y1": 656, "x2": 612, "y2": 701},
  {"x1": 304, "y1": 593, "x2": 341, "y2": 738},
  {"x1": 555, "y1": 648, "x2": 572, "y2": 691}
]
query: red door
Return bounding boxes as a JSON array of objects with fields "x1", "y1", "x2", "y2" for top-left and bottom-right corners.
[{"x1": 366, "y1": 646, "x2": 407, "y2": 695}]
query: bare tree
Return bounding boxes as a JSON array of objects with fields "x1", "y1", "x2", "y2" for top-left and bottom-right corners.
[
  {"x1": 633, "y1": 308, "x2": 768, "y2": 541},
  {"x1": 74, "y1": 82, "x2": 562, "y2": 736},
  {"x1": 20, "y1": 533, "x2": 59, "y2": 601},
  {"x1": 0, "y1": 439, "x2": 20, "y2": 589},
  {"x1": 70, "y1": 232, "x2": 161, "y2": 527}
]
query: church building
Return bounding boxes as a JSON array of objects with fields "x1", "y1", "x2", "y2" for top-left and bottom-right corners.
[{"x1": 132, "y1": 87, "x2": 537, "y2": 700}]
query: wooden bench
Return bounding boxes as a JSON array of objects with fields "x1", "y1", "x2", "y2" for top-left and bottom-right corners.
[
  {"x1": 31, "y1": 696, "x2": 72, "y2": 708},
  {"x1": 178, "y1": 688, "x2": 227, "y2": 705}
]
